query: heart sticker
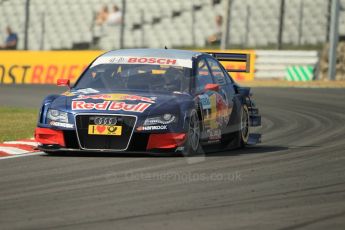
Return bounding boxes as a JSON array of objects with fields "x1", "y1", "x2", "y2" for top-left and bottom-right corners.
[{"x1": 96, "y1": 125, "x2": 106, "y2": 133}]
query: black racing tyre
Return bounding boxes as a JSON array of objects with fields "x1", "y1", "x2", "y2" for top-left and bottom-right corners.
[
  {"x1": 238, "y1": 104, "x2": 250, "y2": 147},
  {"x1": 183, "y1": 110, "x2": 201, "y2": 156},
  {"x1": 221, "y1": 104, "x2": 249, "y2": 149}
]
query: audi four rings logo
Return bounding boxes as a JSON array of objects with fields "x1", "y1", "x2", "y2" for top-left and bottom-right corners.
[{"x1": 94, "y1": 117, "x2": 118, "y2": 125}]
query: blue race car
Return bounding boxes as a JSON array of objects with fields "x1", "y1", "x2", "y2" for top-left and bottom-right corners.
[{"x1": 35, "y1": 49, "x2": 261, "y2": 155}]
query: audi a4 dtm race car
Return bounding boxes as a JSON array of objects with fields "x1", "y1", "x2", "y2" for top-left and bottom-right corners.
[{"x1": 35, "y1": 49, "x2": 261, "y2": 155}]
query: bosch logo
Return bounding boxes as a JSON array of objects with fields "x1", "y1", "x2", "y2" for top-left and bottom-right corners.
[{"x1": 93, "y1": 116, "x2": 118, "y2": 125}]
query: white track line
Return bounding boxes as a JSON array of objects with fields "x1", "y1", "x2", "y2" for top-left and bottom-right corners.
[
  {"x1": 0, "y1": 147, "x2": 29, "y2": 155},
  {"x1": 3, "y1": 141, "x2": 38, "y2": 147},
  {"x1": 0, "y1": 152, "x2": 43, "y2": 160}
]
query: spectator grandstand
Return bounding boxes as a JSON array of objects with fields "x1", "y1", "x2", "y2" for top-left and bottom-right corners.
[{"x1": 0, "y1": 0, "x2": 344, "y2": 50}]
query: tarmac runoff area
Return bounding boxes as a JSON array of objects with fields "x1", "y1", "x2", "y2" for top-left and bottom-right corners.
[{"x1": 0, "y1": 84, "x2": 344, "y2": 229}]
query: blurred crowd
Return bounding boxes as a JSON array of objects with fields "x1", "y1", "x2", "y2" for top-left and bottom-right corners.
[
  {"x1": 96, "y1": 4, "x2": 122, "y2": 26},
  {"x1": 0, "y1": 26, "x2": 18, "y2": 50},
  {"x1": 92, "y1": 4, "x2": 122, "y2": 47}
]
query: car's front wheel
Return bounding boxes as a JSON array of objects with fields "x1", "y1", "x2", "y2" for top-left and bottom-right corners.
[{"x1": 183, "y1": 110, "x2": 201, "y2": 156}]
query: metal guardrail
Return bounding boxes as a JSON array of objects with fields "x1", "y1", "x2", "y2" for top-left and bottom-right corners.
[{"x1": 254, "y1": 50, "x2": 319, "y2": 79}]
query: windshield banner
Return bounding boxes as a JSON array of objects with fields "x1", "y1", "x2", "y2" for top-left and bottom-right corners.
[{"x1": 91, "y1": 56, "x2": 193, "y2": 68}]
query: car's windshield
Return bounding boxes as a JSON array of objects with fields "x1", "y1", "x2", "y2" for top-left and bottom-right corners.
[{"x1": 74, "y1": 63, "x2": 192, "y2": 93}]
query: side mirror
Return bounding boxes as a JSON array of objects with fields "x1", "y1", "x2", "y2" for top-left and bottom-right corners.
[
  {"x1": 204, "y1": 83, "x2": 219, "y2": 92},
  {"x1": 57, "y1": 79, "x2": 70, "y2": 89}
]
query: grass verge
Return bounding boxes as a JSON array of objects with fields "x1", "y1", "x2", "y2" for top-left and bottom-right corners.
[{"x1": 0, "y1": 107, "x2": 39, "y2": 142}]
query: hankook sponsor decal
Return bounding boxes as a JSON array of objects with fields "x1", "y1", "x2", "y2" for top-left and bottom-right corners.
[
  {"x1": 49, "y1": 121, "x2": 74, "y2": 128},
  {"x1": 137, "y1": 125, "x2": 168, "y2": 131}
]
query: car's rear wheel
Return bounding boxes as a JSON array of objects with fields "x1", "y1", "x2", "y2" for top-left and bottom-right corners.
[
  {"x1": 183, "y1": 110, "x2": 201, "y2": 156},
  {"x1": 239, "y1": 104, "x2": 250, "y2": 147},
  {"x1": 221, "y1": 104, "x2": 249, "y2": 149}
]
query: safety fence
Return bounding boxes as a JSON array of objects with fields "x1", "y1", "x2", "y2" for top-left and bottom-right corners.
[
  {"x1": 0, "y1": 51, "x2": 101, "y2": 84},
  {"x1": 254, "y1": 50, "x2": 319, "y2": 81}
]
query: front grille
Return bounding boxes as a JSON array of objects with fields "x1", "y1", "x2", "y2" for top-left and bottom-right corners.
[
  {"x1": 127, "y1": 133, "x2": 150, "y2": 151},
  {"x1": 63, "y1": 130, "x2": 79, "y2": 149},
  {"x1": 75, "y1": 114, "x2": 137, "y2": 150}
]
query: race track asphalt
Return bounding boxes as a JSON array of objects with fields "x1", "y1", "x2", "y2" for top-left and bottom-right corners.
[{"x1": 0, "y1": 85, "x2": 344, "y2": 230}]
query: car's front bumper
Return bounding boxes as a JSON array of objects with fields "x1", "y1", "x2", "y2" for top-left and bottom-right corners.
[{"x1": 35, "y1": 127, "x2": 187, "y2": 153}]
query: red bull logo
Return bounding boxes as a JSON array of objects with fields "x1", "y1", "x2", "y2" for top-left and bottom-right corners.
[
  {"x1": 71, "y1": 101, "x2": 151, "y2": 113},
  {"x1": 73, "y1": 94, "x2": 155, "y2": 103}
]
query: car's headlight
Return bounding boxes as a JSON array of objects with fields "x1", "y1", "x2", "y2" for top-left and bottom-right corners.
[
  {"x1": 144, "y1": 113, "x2": 177, "y2": 126},
  {"x1": 47, "y1": 109, "x2": 68, "y2": 123}
]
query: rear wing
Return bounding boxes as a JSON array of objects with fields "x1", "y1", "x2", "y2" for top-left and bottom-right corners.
[{"x1": 206, "y1": 52, "x2": 251, "y2": 73}]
